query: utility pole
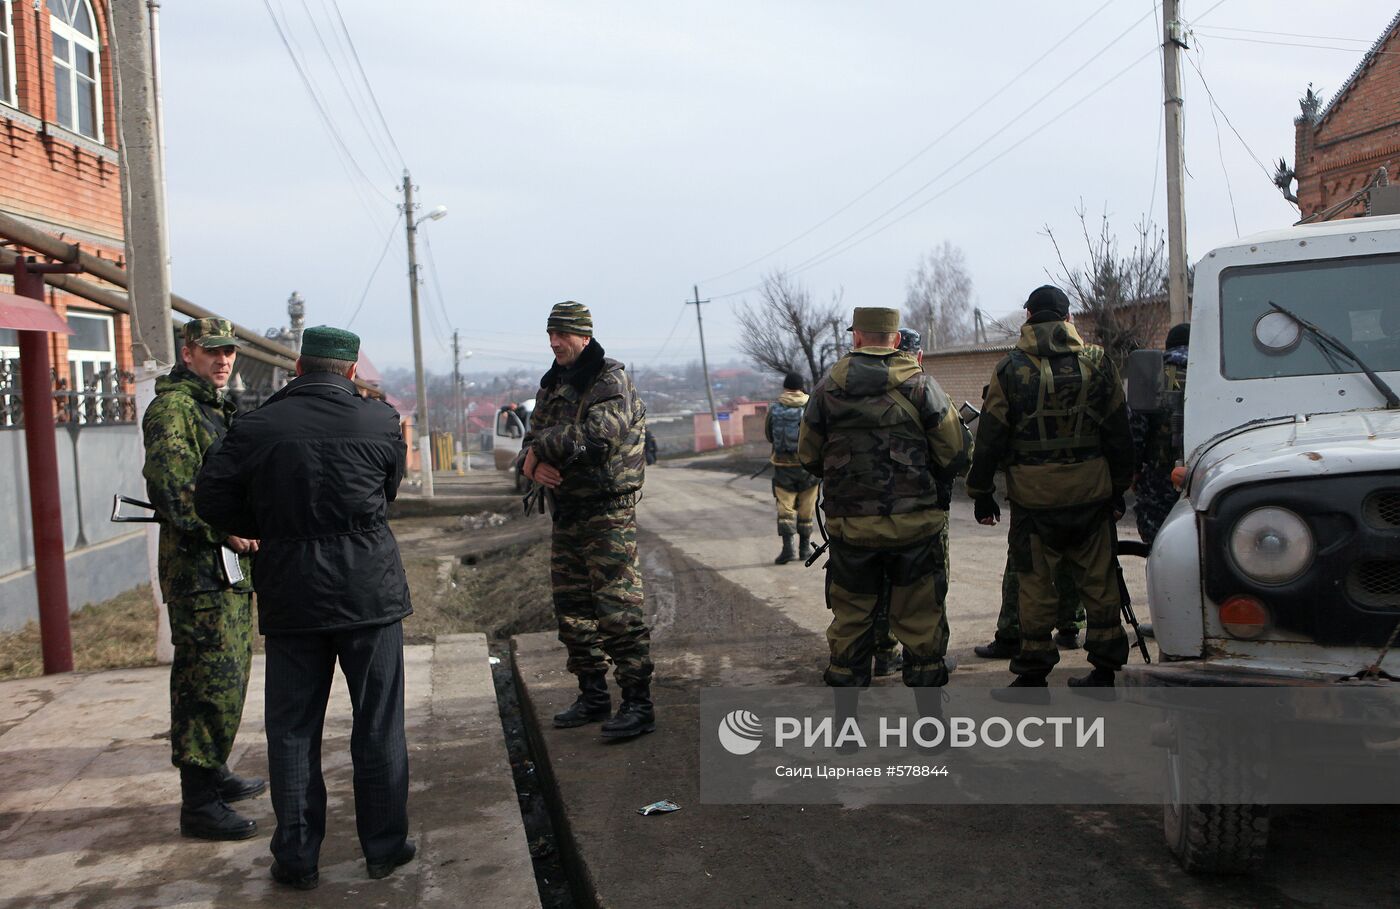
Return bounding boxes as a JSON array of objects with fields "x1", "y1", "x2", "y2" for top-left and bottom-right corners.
[
  {"x1": 1162, "y1": 0, "x2": 1191, "y2": 326},
  {"x1": 401, "y1": 170, "x2": 433, "y2": 497},
  {"x1": 452, "y1": 329, "x2": 468, "y2": 473},
  {"x1": 111, "y1": 1, "x2": 176, "y2": 664},
  {"x1": 686, "y1": 285, "x2": 723, "y2": 449}
]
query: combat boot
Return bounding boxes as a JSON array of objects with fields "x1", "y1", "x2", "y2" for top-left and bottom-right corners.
[
  {"x1": 214, "y1": 763, "x2": 267, "y2": 802},
  {"x1": 973, "y1": 637, "x2": 1018, "y2": 659},
  {"x1": 179, "y1": 766, "x2": 258, "y2": 841},
  {"x1": 1068, "y1": 668, "x2": 1116, "y2": 688},
  {"x1": 1053, "y1": 629, "x2": 1081, "y2": 650},
  {"x1": 600, "y1": 683, "x2": 655, "y2": 740},
  {"x1": 774, "y1": 532, "x2": 797, "y2": 565},
  {"x1": 553, "y1": 672, "x2": 611, "y2": 728},
  {"x1": 798, "y1": 530, "x2": 813, "y2": 561},
  {"x1": 872, "y1": 648, "x2": 903, "y2": 677}
]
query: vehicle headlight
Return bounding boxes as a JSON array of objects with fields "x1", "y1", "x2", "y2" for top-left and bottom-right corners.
[{"x1": 1228, "y1": 507, "x2": 1314, "y2": 584}]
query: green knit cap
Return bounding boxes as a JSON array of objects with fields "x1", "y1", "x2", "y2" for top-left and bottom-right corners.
[
  {"x1": 547, "y1": 301, "x2": 593, "y2": 337},
  {"x1": 301, "y1": 325, "x2": 360, "y2": 361}
]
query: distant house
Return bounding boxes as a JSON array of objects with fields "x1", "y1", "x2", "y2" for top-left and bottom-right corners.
[{"x1": 1291, "y1": 11, "x2": 1400, "y2": 221}]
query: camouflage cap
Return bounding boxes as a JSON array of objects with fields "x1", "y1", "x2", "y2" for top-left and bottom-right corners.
[
  {"x1": 301, "y1": 325, "x2": 360, "y2": 361},
  {"x1": 847, "y1": 307, "x2": 900, "y2": 334},
  {"x1": 898, "y1": 328, "x2": 922, "y2": 352},
  {"x1": 182, "y1": 317, "x2": 243, "y2": 349},
  {"x1": 547, "y1": 301, "x2": 593, "y2": 337}
]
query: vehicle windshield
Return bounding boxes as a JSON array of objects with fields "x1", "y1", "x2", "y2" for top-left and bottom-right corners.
[{"x1": 1220, "y1": 252, "x2": 1400, "y2": 380}]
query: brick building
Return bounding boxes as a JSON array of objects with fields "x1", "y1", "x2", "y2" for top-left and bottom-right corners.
[
  {"x1": 0, "y1": 0, "x2": 132, "y2": 405},
  {"x1": 1292, "y1": 11, "x2": 1400, "y2": 221}
]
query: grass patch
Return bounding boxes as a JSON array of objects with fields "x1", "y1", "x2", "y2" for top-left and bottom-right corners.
[
  {"x1": 0, "y1": 584, "x2": 164, "y2": 681},
  {"x1": 400, "y1": 538, "x2": 554, "y2": 644}
]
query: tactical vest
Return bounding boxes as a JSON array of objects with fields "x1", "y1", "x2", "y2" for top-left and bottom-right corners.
[
  {"x1": 819, "y1": 381, "x2": 940, "y2": 518},
  {"x1": 1007, "y1": 349, "x2": 1105, "y2": 463},
  {"x1": 769, "y1": 402, "x2": 802, "y2": 455}
]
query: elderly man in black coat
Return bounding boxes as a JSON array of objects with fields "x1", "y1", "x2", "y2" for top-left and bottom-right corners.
[{"x1": 195, "y1": 326, "x2": 415, "y2": 891}]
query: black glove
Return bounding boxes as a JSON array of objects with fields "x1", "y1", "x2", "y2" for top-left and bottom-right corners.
[
  {"x1": 1111, "y1": 493, "x2": 1126, "y2": 520},
  {"x1": 974, "y1": 494, "x2": 1001, "y2": 524}
]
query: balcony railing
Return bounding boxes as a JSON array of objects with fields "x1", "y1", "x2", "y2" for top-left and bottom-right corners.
[{"x1": 0, "y1": 358, "x2": 137, "y2": 428}]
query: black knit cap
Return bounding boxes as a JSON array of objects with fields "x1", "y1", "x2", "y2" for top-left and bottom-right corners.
[
  {"x1": 782, "y1": 371, "x2": 805, "y2": 391},
  {"x1": 1166, "y1": 322, "x2": 1190, "y2": 349},
  {"x1": 1025, "y1": 285, "x2": 1071, "y2": 318}
]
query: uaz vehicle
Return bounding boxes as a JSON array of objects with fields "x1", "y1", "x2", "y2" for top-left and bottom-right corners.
[{"x1": 1123, "y1": 212, "x2": 1400, "y2": 873}]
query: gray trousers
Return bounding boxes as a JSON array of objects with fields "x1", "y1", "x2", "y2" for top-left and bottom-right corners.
[{"x1": 264, "y1": 621, "x2": 409, "y2": 873}]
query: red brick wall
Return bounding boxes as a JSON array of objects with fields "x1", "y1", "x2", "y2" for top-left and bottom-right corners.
[
  {"x1": 923, "y1": 348, "x2": 1012, "y2": 410},
  {"x1": 1294, "y1": 23, "x2": 1400, "y2": 219},
  {"x1": 1, "y1": 0, "x2": 130, "y2": 376}
]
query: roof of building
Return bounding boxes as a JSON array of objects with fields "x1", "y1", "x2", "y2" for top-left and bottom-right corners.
[{"x1": 1317, "y1": 10, "x2": 1400, "y2": 127}]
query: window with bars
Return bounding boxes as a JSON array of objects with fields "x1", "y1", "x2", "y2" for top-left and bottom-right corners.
[{"x1": 48, "y1": 0, "x2": 102, "y2": 139}]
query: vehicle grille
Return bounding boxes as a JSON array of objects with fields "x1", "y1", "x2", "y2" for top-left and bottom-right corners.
[
  {"x1": 1347, "y1": 560, "x2": 1400, "y2": 609},
  {"x1": 1362, "y1": 490, "x2": 1400, "y2": 530}
]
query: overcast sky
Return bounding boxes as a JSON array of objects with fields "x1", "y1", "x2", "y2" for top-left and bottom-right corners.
[{"x1": 159, "y1": 1, "x2": 1396, "y2": 374}]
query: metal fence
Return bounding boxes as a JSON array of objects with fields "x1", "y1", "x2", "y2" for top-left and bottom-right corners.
[{"x1": 0, "y1": 357, "x2": 137, "y2": 428}]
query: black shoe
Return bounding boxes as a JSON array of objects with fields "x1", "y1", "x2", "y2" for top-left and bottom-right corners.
[
  {"x1": 973, "y1": 638, "x2": 1018, "y2": 659},
  {"x1": 214, "y1": 764, "x2": 266, "y2": 802},
  {"x1": 179, "y1": 766, "x2": 258, "y2": 841},
  {"x1": 600, "y1": 685, "x2": 655, "y2": 740},
  {"x1": 991, "y1": 674, "x2": 1049, "y2": 704},
  {"x1": 1067, "y1": 668, "x2": 1116, "y2": 688},
  {"x1": 367, "y1": 839, "x2": 416, "y2": 880},
  {"x1": 798, "y1": 533, "x2": 813, "y2": 561},
  {"x1": 774, "y1": 532, "x2": 797, "y2": 565},
  {"x1": 872, "y1": 649, "x2": 903, "y2": 677},
  {"x1": 1053, "y1": 630, "x2": 1081, "y2": 650},
  {"x1": 271, "y1": 862, "x2": 319, "y2": 891},
  {"x1": 1008, "y1": 674, "x2": 1049, "y2": 688},
  {"x1": 553, "y1": 672, "x2": 611, "y2": 728}
]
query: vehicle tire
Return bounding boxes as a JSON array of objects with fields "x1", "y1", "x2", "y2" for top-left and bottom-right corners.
[{"x1": 1162, "y1": 715, "x2": 1270, "y2": 874}]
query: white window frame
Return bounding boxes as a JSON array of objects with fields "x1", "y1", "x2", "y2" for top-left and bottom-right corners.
[
  {"x1": 48, "y1": 0, "x2": 102, "y2": 140},
  {"x1": 0, "y1": 0, "x2": 16, "y2": 108},
  {"x1": 63, "y1": 309, "x2": 116, "y2": 424}
]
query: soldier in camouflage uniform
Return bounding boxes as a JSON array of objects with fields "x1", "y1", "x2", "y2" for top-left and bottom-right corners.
[
  {"x1": 142, "y1": 318, "x2": 263, "y2": 840},
  {"x1": 966, "y1": 286, "x2": 1134, "y2": 688},
  {"x1": 1130, "y1": 322, "x2": 1189, "y2": 545},
  {"x1": 973, "y1": 555, "x2": 1085, "y2": 659},
  {"x1": 799, "y1": 309, "x2": 972, "y2": 688},
  {"x1": 521, "y1": 302, "x2": 655, "y2": 739},
  {"x1": 765, "y1": 371, "x2": 819, "y2": 564}
]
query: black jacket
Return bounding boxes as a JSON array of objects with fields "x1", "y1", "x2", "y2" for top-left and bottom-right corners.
[{"x1": 194, "y1": 372, "x2": 412, "y2": 635}]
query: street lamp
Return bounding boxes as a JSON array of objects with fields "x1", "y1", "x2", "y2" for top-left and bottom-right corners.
[{"x1": 402, "y1": 172, "x2": 447, "y2": 496}]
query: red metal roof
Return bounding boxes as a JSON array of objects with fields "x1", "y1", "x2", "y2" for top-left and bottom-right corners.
[{"x1": 0, "y1": 292, "x2": 73, "y2": 334}]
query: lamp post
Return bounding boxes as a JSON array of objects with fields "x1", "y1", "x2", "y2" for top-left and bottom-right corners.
[{"x1": 401, "y1": 169, "x2": 447, "y2": 496}]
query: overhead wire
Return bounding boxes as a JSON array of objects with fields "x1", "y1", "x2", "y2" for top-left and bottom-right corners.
[
  {"x1": 1183, "y1": 43, "x2": 1280, "y2": 189},
  {"x1": 1196, "y1": 44, "x2": 1240, "y2": 235},
  {"x1": 639, "y1": 305, "x2": 691, "y2": 370},
  {"x1": 696, "y1": 0, "x2": 1119, "y2": 286},
  {"x1": 1191, "y1": 24, "x2": 1370, "y2": 43},
  {"x1": 707, "y1": 7, "x2": 1162, "y2": 299},
  {"x1": 344, "y1": 212, "x2": 403, "y2": 328},
  {"x1": 327, "y1": 0, "x2": 408, "y2": 167},
  {"x1": 1183, "y1": 33, "x2": 1400, "y2": 56}
]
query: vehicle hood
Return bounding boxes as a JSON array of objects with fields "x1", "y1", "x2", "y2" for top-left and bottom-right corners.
[{"x1": 1189, "y1": 409, "x2": 1400, "y2": 510}]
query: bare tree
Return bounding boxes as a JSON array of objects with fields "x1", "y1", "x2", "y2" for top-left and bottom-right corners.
[
  {"x1": 735, "y1": 270, "x2": 846, "y2": 386},
  {"x1": 1043, "y1": 204, "x2": 1171, "y2": 369},
  {"x1": 904, "y1": 241, "x2": 974, "y2": 349}
]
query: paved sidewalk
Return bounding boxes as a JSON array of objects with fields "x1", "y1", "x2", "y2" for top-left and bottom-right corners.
[{"x1": 0, "y1": 634, "x2": 538, "y2": 909}]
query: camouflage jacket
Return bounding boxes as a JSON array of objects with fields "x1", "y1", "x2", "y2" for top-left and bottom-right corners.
[
  {"x1": 142, "y1": 367, "x2": 251, "y2": 600},
  {"x1": 798, "y1": 347, "x2": 971, "y2": 527},
  {"x1": 524, "y1": 339, "x2": 646, "y2": 506},
  {"x1": 966, "y1": 317, "x2": 1134, "y2": 509}
]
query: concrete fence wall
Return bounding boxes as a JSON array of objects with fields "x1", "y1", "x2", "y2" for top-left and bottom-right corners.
[{"x1": 0, "y1": 424, "x2": 150, "y2": 630}]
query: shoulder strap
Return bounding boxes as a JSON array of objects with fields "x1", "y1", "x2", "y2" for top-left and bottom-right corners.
[{"x1": 887, "y1": 386, "x2": 924, "y2": 430}]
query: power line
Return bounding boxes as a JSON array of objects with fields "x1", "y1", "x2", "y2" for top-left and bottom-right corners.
[
  {"x1": 344, "y1": 212, "x2": 403, "y2": 328},
  {"x1": 1193, "y1": 24, "x2": 1371, "y2": 43},
  {"x1": 261, "y1": 0, "x2": 395, "y2": 210},
  {"x1": 327, "y1": 0, "x2": 407, "y2": 167},
  {"x1": 1181, "y1": 0, "x2": 1233, "y2": 28},
  {"x1": 1195, "y1": 46, "x2": 1240, "y2": 236},
  {"x1": 1184, "y1": 45, "x2": 1279, "y2": 190},
  {"x1": 1187, "y1": 33, "x2": 1400, "y2": 56},
  {"x1": 1147, "y1": 0, "x2": 1164, "y2": 226},
  {"x1": 640, "y1": 305, "x2": 690, "y2": 369},
  {"x1": 418, "y1": 228, "x2": 456, "y2": 337},
  {"x1": 696, "y1": 0, "x2": 1119, "y2": 286},
  {"x1": 707, "y1": 10, "x2": 1160, "y2": 299}
]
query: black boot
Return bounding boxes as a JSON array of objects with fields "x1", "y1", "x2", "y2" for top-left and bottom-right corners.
[
  {"x1": 214, "y1": 763, "x2": 266, "y2": 802},
  {"x1": 1053, "y1": 629, "x2": 1081, "y2": 650},
  {"x1": 600, "y1": 683, "x2": 655, "y2": 740},
  {"x1": 973, "y1": 637, "x2": 1018, "y2": 659},
  {"x1": 553, "y1": 672, "x2": 611, "y2": 728},
  {"x1": 1068, "y1": 667, "x2": 1116, "y2": 688},
  {"x1": 798, "y1": 529, "x2": 813, "y2": 561},
  {"x1": 774, "y1": 532, "x2": 797, "y2": 565},
  {"x1": 179, "y1": 766, "x2": 258, "y2": 841}
]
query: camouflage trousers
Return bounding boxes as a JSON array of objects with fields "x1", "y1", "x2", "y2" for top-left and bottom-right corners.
[
  {"x1": 873, "y1": 525, "x2": 949, "y2": 660},
  {"x1": 1134, "y1": 469, "x2": 1180, "y2": 546},
  {"x1": 773, "y1": 484, "x2": 818, "y2": 537},
  {"x1": 168, "y1": 589, "x2": 254, "y2": 770},
  {"x1": 825, "y1": 532, "x2": 950, "y2": 688},
  {"x1": 551, "y1": 507, "x2": 654, "y2": 688},
  {"x1": 992, "y1": 552, "x2": 1085, "y2": 644},
  {"x1": 1007, "y1": 504, "x2": 1129, "y2": 678}
]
